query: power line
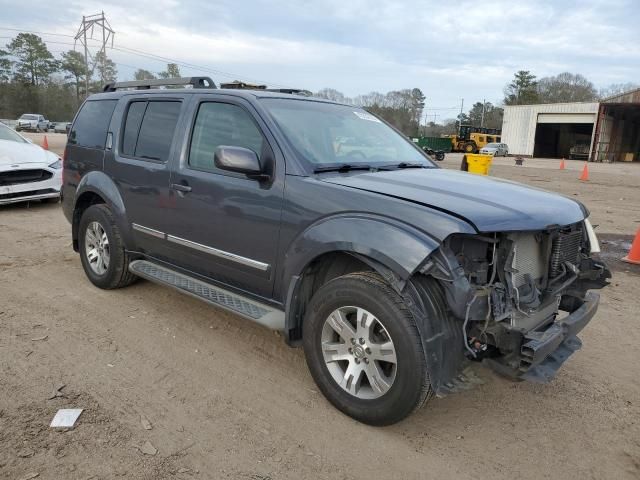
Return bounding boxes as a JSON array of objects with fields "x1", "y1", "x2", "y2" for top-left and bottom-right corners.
[{"x1": 0, "y1": 26, "x2": 293, "y2": 88}]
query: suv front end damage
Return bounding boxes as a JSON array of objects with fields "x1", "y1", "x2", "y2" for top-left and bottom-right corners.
[{"x1": 420, "y1": 220, "x2": 611, "y2": 387}]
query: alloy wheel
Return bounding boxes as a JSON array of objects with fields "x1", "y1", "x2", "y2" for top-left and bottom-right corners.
[
  {"x1": 321, "y1": 306, "x2": 397, "y2": 400},
  {"x1": 84, "y1": 221, "x2": 110, "y2": 275}
]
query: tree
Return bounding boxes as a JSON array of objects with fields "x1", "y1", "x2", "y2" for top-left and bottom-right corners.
[
  {"x1": 134, "y1": 69, "x2": 156, "y2": 81},
  {"x1": 599, "y1": 82, "x2": 639, "y2": 99},
  {"x1": 465, "y1": 101, "x2": 504, "y2": 129},
  {"x1": 60, "y1": 50, "x2": 87, "y2": 101},
  {"x1": 503, "y1": 70, "x2": 538, "y2": 105},
  {"x1": 7, "y1": 33, "x2": 58, "y2": 85},
  {"x1": 157, "y1": 63, "x2": 181, "y2": 79},
  {"x1": 315, "y1": 88, "x2": 347, "y2": 103},
  {"x1": 94, "y1": 51, "x2": 117, "y2": 85},
  {"x1": 537, "y1": 72, "x2": 598, "y2": 103},
  {"x1": 0, "y1": 49, "x2": 11, "y2": 83}
]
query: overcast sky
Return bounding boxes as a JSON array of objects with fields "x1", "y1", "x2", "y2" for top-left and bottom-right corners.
[{"x1": 1, "y1": 0, "x2": 638, "y2": 119}]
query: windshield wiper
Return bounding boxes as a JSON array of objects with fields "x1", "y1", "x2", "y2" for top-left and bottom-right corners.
[
  {"x1": 378, "y1": 162, "x2": 432, "y2": 170},
  {"x1": 314, "y1": 164, "x2": 373, "y2": 173}
]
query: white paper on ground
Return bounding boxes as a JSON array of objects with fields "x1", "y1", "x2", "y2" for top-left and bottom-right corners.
[{"x1": 50, "y1": 408, "x2": 83, "y2": 428}]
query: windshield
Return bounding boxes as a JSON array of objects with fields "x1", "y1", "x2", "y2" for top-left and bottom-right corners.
[
  {"x1": 0, "y1": 125, "x2": 28, "y2": 143},
  {"x1": 20, "y1": 114, "x2": 38, "y2": 120},
  {"x1": 485, "y1": 143, "x2": 500, "y2": 148},
  {"x1": 261, "y1": 99, "x2": 434, "y2": 169}
]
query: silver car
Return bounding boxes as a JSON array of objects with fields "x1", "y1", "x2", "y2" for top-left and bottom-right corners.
[
  {"x1": 0, "y1": 123, "x2": 62, "y2": 205},
  {"x1": 480, "y1": 142, "x2": 509, "y2": 156}
]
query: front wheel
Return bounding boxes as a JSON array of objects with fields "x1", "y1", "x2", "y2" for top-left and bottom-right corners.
[{"x1": 303, "y1": 272, "x2": 431, "y2": 426}]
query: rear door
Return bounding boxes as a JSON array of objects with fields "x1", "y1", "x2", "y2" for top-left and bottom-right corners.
[
  {"x1": 105, "y1": 94, "x2": 188, "y2": 259},
  {"x1": 166, "y1": 95, "x2": 285, "y2": 298}
]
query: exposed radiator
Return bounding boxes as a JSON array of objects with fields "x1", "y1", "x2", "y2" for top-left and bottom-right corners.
[
  {"x1": 511, "y1": 233, "x2": 546, "y2": 288},
  {"x1": 550, "y1": 229, "x2": 583, "y2": 277}
]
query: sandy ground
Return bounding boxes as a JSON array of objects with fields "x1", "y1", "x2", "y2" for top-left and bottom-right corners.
[{"x1": 1, "y1": 133, "x2": 639, "y2": 480}]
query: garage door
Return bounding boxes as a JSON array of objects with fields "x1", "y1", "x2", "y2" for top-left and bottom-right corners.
[{"x1": 537, "y1": 113, "x2": 595, "y2": 124}]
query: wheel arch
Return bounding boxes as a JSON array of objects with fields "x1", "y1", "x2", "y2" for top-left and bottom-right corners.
[
  {"x1": 280, "y1": 214, "x2": 441, "y2": 345},
  {"x1": 72, "y1": 171, "x2": 131, "y2": 251}
]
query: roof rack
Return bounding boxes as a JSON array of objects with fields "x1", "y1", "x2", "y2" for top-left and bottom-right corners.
[
  {"x1": 265, "y1": 88, "x2": 313, "y2": 96},
  {"x1": 103, "y1": 76, "x2": 216, "y2": 92},
  {"x1": 220, "y1": 80, "x2": 267, "y2": 90}
]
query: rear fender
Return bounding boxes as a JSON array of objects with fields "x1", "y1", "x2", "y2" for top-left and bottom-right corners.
[{"x1": 72, "y1": 171, "x2": 132, "y2": 249}]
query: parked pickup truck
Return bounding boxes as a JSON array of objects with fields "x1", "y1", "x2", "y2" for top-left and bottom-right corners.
[
  {"x1": 15, "y1": 113, "x2": 51, "y2": 132},
  {"x1": 62, "y1": 77, "x2": 610, "y2": 425}
]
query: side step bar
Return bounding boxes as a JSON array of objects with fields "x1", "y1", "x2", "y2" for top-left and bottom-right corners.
[{"x1": 128, "y1": 260, "x2": 285, "y2": 330}]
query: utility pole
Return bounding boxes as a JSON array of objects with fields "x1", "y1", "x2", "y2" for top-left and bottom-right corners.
[
  {"x1": 458, "y1": 98, "x2": 464, "y2": 131},
  {"x1": 481, "y1": 98, "x2": 486, "y2": 128},
  {"x1": 74, "y1": 12, "x2": 115, "y2": 96}
]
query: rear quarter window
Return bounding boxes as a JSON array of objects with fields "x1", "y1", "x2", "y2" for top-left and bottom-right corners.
[{"x1": 69, "y1": 100, "x2": 118, "y2": 149}]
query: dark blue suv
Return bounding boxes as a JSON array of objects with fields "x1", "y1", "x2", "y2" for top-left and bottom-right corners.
[{"x1": 62, "y1": 77, "x2": 610, "y2": 425}]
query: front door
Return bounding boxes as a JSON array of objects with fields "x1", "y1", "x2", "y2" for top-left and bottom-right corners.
[{"x1": 166, "y1": 97, "x2": 285, "y2": 298}]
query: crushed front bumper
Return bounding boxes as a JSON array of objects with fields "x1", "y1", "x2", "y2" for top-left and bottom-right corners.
[{"x1": 518, "y1": 291, "x2": 599, "y2": 383}]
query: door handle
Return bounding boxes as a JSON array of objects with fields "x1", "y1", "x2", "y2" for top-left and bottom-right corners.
[{"x1": 171, "y1": 183, "x2": 192, "y2": 193}]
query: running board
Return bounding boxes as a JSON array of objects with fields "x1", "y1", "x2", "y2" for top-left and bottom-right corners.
[{"x1": 128, "y1": 260, "x2": 285, "y2": 330}]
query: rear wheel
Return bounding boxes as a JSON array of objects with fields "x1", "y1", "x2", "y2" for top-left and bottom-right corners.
[
  {"x1": 78, "y1": 204, "x2": 137, "y2": 289},
  {"x1": 303, "y1": 272, "x2": 431, "y2": 426},
  {"x1": 464, "y1": 142, "x2": 476, "y2": 153}
]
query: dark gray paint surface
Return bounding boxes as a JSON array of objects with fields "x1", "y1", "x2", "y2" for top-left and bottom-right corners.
[{"x1": 62, "y1": 88, "x2": 588, "y2": 308}]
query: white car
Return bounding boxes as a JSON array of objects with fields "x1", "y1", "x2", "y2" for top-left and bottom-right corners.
[
  {"x1": 0, "y1": 123, "x2": 62, "y2": 205},
  {"x1": 480, "y1": 142, "x2": 509, "y2": 156},
  {"x1": 15, "y1": 113, "x2": 51, "y2": 132}
]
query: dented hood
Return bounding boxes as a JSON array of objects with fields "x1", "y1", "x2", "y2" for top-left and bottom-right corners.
[{"x1": 320, "y1": 168, "x2": 587, "y2": 232}]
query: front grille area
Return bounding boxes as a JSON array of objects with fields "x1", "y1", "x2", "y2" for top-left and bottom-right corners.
[
  {"x1": 550, "y1": 228, "x2": 583, "y2": 277},
  {"x1": 0, "y1": 169, "x2": 53, "y2": 186}
]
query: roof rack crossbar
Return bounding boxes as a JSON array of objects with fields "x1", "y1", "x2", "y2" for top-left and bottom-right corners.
[{"x1": 103, "y1": 76, "x2": 216, "y2": 92}]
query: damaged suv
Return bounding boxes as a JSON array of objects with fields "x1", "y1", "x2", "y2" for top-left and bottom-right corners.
[{"x1": 62, "y1": 77, "x2": 610, "y2": 426}]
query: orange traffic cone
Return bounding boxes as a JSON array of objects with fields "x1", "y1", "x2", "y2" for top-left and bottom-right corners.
[
  {"x1": 559, "y1": 158, "x2": 565, "y2": 170},
  {"x1": 579, "y1": 163, "x2": 589, "y2": 181},
  {"x1": 42, "y1": 135, "x2": 49, "y2": 150},
  {"x1": 622, "y1": 228, "x2": 640, "y2": 265}
]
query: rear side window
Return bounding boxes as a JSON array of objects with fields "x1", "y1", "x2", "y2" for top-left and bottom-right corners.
[
  {"x1": 121, "y1": 101, "x2": 181, "y2": 162},
  {"x1": 122, "y1": 101, "x2": 146, "y2": 156},
  {"x1": 189, "y1": 102, "x2": 264, "y2": 173},
  {"x1": 69, "y1": 100, "x2": 117, "y2": 149}
]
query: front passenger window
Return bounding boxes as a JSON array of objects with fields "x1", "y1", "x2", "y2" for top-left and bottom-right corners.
[{"x1": 189, "y1": 102, "x2": 264, "y2": 173}]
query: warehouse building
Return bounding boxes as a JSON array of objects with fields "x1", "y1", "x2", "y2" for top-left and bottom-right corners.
[{"x1": 501, "y1": 87, "x2": 640, "y2": 162}]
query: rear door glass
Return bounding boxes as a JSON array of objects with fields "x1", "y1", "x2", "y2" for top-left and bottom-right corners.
[
  {"x1": 132, "y1": 101, "x2": 181, "y2": 162},
  {"x1": 121, "y1": 101, "x2": 147, "y2": 156},
  {"x1": 69, "y1": 100, "x2": 118, "y2": 149}
]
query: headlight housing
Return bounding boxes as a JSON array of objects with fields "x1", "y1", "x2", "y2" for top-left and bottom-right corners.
[
  {"x1": 584, "y1": 218, "x2": 600, "y2": 253},
  {"x1": 48, "y1": 158, "x2": 62, "y2": 169}
]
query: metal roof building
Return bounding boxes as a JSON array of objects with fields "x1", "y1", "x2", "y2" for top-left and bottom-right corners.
[
  {"x1": 501, "y1": 102, "x2": 599, "y2": 158},
  {"x1": 501, "y1": 88, "x2": 640, "y2": 162}
]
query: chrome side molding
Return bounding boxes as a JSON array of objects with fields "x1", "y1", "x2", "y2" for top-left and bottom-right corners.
[
  {"x1": 166, "y1": 234, "x2": 270, "y2": 272},
  {"x1": 131, "y1": 224, "x2": 269, "y2": 272}
]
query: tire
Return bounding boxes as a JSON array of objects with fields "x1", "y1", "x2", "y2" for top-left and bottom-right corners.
[
  {"x1": 78, "y1": 204, "x2": 137, "y2": 289},
  {"x1": 303, "y1": 272, "x2": 431, "y2": 426},
  {"x1": 464, "y1": 142, "x2": 476, "y2": 153}
]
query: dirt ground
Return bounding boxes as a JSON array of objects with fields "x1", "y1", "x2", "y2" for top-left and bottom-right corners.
[{"x1": 1, "y1": 133, "x2": 639, "y2": 480}]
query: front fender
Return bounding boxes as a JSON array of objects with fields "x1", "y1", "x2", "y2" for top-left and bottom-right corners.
[
  {"x1": 281, "y1": 214, "x2": 441, "y2": 288},
  {"x1": 72, "y1": 171, "x2": 133, "y2": 249}
]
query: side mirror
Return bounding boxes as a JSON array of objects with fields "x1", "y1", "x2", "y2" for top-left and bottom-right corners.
[{"x1": 214, "y1": 146, "x2": 266, "y2": 179}]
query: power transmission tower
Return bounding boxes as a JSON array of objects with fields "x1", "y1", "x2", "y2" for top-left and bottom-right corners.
[{"x1": 74, "y1": 12, "x2": 115, "y2": 95}]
